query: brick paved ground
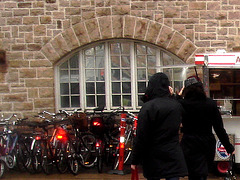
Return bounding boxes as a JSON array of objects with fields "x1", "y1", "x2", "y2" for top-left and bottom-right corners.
[{"x1": 1, "y1": 166, "x2": 233, "y2": 180}]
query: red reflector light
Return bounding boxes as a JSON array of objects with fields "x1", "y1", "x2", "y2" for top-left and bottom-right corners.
[
  {"x1": 58, "y1": 128, "x2": 67, "y2": 135},
  {"x1": 96, "y1": 142, "x2": 100, "y2": 147},
  {"x1": 56, "y1": 135, "x2": 63, "y2": 140},
  {"x1": 35, "y1": 136, "x2": 41, "y2": 140},
  {"x1": 93, "y1": 121, "x2": 101, "y2": 126}
]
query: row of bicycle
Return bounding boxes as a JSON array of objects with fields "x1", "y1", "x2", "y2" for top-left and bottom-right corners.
[{"x1": 0, "y1": 106, "x2": 138, "y2": 178}]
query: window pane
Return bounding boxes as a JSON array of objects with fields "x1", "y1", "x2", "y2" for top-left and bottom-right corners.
[
  {"x1": 96, "y1": 69, "x2": 105, "y2": 81},
  {"x1": 148, "y1": 69, "x2": 156, "y2": 79},
  {"x1": 123, "y1": 95, "x2": 131, "y2": 106},
  {"x1": 86, "y1": 70, "x2": 95, "y2": 81},
  {"x1": 173, "y1": 68, "x2": 184, "y2": 80},
  {"x1": 70, "y1": 70, "x2": 79, "y2": 82},
  {"x1": 71, "y1": 96, "x2": 80, "y2": 107},
  {"x1": 121, "y1": 43, "x2": 130, "y2": 54},
  {"x1": 137, "y1": 69, "x2": 146, "y2": 80},
  {"x1": 86, "y1": 96, "x2": 95, "y2": 107},
  {"x1": 61, "y1": 96, "x2": 70, "y2": 108},
  {"x1": 60, "y1": 83, "x2": 69, "y2": 95},
  {"x1": 112, "y1": 82, "x2": 121, "y2": 93},
  {"x1": 122, "y1": 69, "x2": 131, "y2": 81},
  {"x1": 137, "y1": 55, "x2": 146, "y2": 67},
  {"x1": 122, "y1": 82, "x2": 131, "y2": 93},
  {"x1": 96, "y1": 82, "x2": 105, "y2": 94},
  {"x1": 112, "y1": 95, "x2": 121, "y2": 106},
  {"x1": 137, "y1": 44, "x2": 146, "y2": 54},
  {"x1": 60, "y1": 61, "x2": 68, "y2": 69},
  {"x1": 138, "y1": 82, "x2": 146, "y2": 93},
  {"x1": 60, "y1": 70, "x2": 69, "y2": 82},
  {"x1": 163, "y1": 52, "x2": 173, "y2": 66},
  {"x1": 85, "y1": 47, "x2": 94, "y2": 55},
  {"x1": 147, "y1": 47, "x2": 156, "y2": 55},
  {"x1": 163, "y1": 69, "x2": 172, "y2": 80},
  {"x1": 70, "y1": 54, "x2": 79, "y2": 68},
  {"x1": 111, "y1": 56, "x2": 120, "y2": 67},
  {"x1": 97, "y1": 95, "x2": 105, "y2": 107},
  {"x1": 147, "y1": 56, "x2": 156, "y2": 67},
  {"x1": 71, "y1": 83, "x2": 79, "y2": 94},
  {"x1": 96, "y1": 44, "x2": 104, "y2": 56},
  {"x1": 112, "y1": 69, "x2": 120, "y2": 81},
  {"x1": 86, "y1": 82, "x2": 95, "y2": 94},
  {"x1": 85, "y1": 56, "x2": 94, "y2": 68},
  {"x1": 138, "y1": 95, "x2": 144, "y2": 106},
  {"x1": 174, "y1": 81, "x2": 183, "y2": 93},
  {"x1": 110, "y1": 43, "x2": 121, "y2": 54},
  {"x1": 96, "y1": 56, "x2": 104, "y2": 68},
  {"x1": 122, "y1": 56, "x2": 130, "y2": 67}
]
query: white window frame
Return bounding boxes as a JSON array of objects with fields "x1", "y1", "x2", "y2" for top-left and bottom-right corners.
[{"x1": 54, "y1": 39, "x2": 191, "y2": 112}]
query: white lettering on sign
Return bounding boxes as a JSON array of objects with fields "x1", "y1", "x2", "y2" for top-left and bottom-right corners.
[{"x1": 236, "y1": 56, "x2": 240, "y2": 64}]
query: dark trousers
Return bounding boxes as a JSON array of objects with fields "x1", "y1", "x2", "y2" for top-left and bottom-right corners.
[{"x1": 147, "y1": 177, "x2": 179, "y2": 180}]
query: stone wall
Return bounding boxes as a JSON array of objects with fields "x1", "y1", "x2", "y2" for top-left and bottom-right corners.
[{"x1": 0, "y1": 0, "x2": 240, "y2": 117}]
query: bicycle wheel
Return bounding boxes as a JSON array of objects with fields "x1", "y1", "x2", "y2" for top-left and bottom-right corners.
[
  {"x1": 97, "y1": 155, "x2": 103, "y2": 173},
  {"x1": 15, "y1": 140, "x2": 31, "y2": 172},
  {"x1": 31, "y1": 140, "x2": 42, "y2": 173},
  {"x1": 55, "y1": 141, "x2": 68, "y2": 174},
  {"x1": 112, "y1": 130, "x2": 133, "y2": 170},
  {"x1": 80, "y1": 133, "x2": 97, "y2": 168},
  {"x1": 67, "y1": 142, "x2": 79, "y2": 175},
  {"x1": 0, "y1": 160, "x2": 5, "y2": 178},
  {"x1": 41, "y1": 140, "x2": 53, "y2": 175}
]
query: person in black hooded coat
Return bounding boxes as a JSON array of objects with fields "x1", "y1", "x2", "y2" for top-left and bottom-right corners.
[
  {"x1": 178, "y1": 76, "x2": 235, "y2": 180},
  {"x1": 131, "y1": 72, "x2": 188, "y2": 180}
]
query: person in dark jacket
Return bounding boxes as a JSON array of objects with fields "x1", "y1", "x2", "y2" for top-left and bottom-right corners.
[
  {"x1": 178, "y1": 76, "x2": 235, "y2": 180},
  {"x1": 131, "y1": 72, "x2": 188, "y2": 180}
]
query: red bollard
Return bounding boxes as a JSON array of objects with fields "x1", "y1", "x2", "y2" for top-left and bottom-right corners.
[
  {"x1": 118, "y1": 113, "x2": 127, "y2": 171},
  {"x1": 107, "y1": 113, "x2": 129, "y2": 175}
]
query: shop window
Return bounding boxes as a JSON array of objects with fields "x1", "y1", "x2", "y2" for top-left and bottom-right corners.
[
  {"x1": 209, "y1": 69, "x2": 240, "y2": 116},
  {"x1": 55, "y1": 40, "x2": 190, "y2": 111}
]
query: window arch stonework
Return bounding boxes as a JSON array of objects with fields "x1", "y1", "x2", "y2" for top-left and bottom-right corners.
[{"x1": 41, "y1": 15, "x2": 196, "y2": 66}]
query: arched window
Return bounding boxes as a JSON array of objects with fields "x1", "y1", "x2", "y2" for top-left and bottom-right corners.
[{"x1": 55, "y1": 39, "x2": 190, "y2": 111}]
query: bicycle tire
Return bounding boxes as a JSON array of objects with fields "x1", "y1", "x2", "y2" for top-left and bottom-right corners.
[
  {"x1": 31, "y1": 139, "x2": 43, "y2": 173},
  {"x1": 113, "y1": 129, "x2": 134, "y2": 170},
  {"x1": 97, "y1": 155, "x2": 103, "y2": 173},
  {"x1": 41, "y1": 140, "x2": 53, "y2": 175},
  {"x1": 80, "y1": 133, "x2": 97, "y2": 168},
  {"x1": 55, "y1": 141, "x2": 68, "y2": 174},
  {"x1": 0, "y1": 160, "x2": 5, "y2": 178},
  {"x1": 15, "y1": 140, "x2": 31, "y2": 172},
  {"x1": 67, "y1": 142, "x2": 79, "y2": 175}
]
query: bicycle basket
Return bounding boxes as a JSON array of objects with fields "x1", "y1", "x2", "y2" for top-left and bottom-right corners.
[{"x1": 69, "y1": 112, "x2": 88, "y2": 132}]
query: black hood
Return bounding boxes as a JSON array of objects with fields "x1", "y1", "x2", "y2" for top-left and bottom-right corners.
[{"x1": 141, "y1": 72, "x2": 170, "y2": 103}]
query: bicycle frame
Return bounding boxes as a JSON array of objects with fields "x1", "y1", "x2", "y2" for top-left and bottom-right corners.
[{"x1": 0, "y1": 125, "x2": 19, "y2": 169}]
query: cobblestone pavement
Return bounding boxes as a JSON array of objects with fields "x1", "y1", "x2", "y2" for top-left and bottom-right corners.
[{"x1": 1, "y1": 166, "x2": 235, "y2": 180}]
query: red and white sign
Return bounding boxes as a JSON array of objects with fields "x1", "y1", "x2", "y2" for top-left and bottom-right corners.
[{"x1": 195, "y1": 51, "x2": 240, "y2": 67}]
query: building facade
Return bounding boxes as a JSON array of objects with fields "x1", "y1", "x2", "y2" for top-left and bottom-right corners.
[{"x1": 1, "y1": 0, "x2": 240, "y2": 117}]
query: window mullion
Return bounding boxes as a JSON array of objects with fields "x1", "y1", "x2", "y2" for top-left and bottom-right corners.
[
  {"x1": 79, "y1": 50, "x2": 85, "y2": 110},
  {"x1": 131, "y1": 42, "x2": 136, "y2": 110},
  {"x1": 105, "y1": 42, "x2": 111, "y2": 110}
]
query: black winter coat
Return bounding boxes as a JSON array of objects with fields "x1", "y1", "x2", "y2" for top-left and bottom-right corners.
[
  {"x1": 131, "y1": 96, "x2": 188, "y2": 179},
  {"x1": 179, "y1": 97, "x2": 235, "y2": 177}
]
